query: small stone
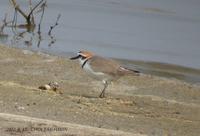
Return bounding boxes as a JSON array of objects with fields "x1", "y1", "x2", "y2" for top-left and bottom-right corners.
[
  {"x1": 15, "y1": 105, "x2": 25, "y2": 110},
  {"x1": 38, "y1": 84, "x2": 51, "y2": 90},
  {"x1": 38, "y1": 82, "x2": 61, "y2": 93},
  {"x1": 48, "y1": 81, "x2": 59, "y2": 91},
  {"x1": 22, "y1": 50, "x2": 33, "y2": 55}
]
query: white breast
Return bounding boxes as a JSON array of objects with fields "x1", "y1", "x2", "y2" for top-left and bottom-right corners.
[
  {"x1": 84, "y1": 62, "x2": 104, "y2": 75},
  {"x1": 79, "y1": 58, "x2": 107, "y2": 81}
]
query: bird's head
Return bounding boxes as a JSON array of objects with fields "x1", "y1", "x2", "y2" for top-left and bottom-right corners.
[{"x1": 70, "y1": 51, "x2": 93, "y2": 65}]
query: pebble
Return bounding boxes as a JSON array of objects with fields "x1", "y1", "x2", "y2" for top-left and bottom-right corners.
[{"x1": 22, "y1": 50, "x2": 34, "y2": 55}]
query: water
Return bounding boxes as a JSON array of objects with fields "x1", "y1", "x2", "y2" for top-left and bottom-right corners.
[{"x1": 0, "y1": 0, "x2": 200, "y2": 82}]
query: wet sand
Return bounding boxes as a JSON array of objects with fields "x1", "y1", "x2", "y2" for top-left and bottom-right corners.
[{"x1": 0, "y1": 44, "x2": 200, "y2": 136}]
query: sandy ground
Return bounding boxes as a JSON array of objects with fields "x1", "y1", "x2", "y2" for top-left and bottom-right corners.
[{"x1": 0, "y1": 45, "x2": 199, "y2": 136}]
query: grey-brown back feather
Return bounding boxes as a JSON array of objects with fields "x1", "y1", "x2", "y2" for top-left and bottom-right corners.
[
  {"x1": 88, "y1": 56, "x2": 120, "y2": 77},
  {"x1": 88, "y1": 56, "x2": 139, "y2": 77}
]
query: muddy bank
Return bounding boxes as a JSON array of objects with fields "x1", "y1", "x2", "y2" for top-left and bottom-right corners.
[{"x1": 0, "y1": 45, "x2": 200, "y2": 136}]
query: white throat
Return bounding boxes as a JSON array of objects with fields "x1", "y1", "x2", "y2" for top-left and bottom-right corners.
[
  {"x1": 79, "y1": 58, "x2": 86, "y2": 66},
  {"x1": 78, "y1": 58, "x2": 87, "y2": 67}
]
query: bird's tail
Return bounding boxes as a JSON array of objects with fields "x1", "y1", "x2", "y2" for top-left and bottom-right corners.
[{"x1": 117, "y1": 66, "x2": 140, "y2": 76}]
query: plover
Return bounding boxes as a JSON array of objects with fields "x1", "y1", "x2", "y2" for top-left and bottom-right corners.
[{"x1": 70, "y1": 51, "x2": 140, "y2": 98}]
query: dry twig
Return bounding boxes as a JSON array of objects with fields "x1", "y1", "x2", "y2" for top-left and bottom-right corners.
[
  {"x1": 9, "y1": 0, "x2": 45, "y2": 29},
  {"x1": 48, "y1": 14, "x2": 61, "y2": 35}
]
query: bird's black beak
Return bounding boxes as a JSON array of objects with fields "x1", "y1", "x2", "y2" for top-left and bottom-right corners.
[{"x1": 70, "y1": 55, "x2": 80, "y2": 60}]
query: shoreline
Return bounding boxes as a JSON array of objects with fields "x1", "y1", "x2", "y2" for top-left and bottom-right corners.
[
  {"x1": 3, "y1": 44, "x2": 200, "y2": 84},
  {"x1": 0, "y1": 44, "x2": 200, "y2": 136}
]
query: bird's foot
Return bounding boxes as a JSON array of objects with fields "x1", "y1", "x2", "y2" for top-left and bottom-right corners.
[{"x1": 99, "y1": 93, "x2": 105, "y2": 98}]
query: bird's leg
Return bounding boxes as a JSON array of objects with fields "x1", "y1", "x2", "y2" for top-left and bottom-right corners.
[{"x1": 99, "y1": 80, "x2": 108, "y2": 98}]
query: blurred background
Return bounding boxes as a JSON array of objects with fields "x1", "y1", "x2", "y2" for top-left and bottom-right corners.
[{"x1": 0, "y1": 0, "x2": 200, "y2": 82}]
